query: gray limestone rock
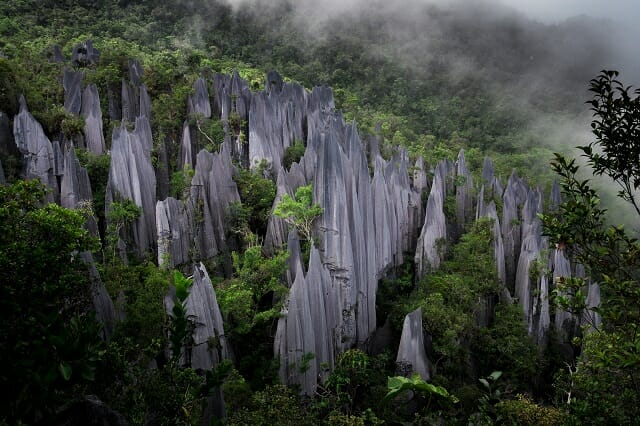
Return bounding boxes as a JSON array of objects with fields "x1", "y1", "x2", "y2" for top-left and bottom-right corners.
[
  {"x1": 396, "y1": 308, "x2": 430, "y2": 381},
  {"x1": 190, "y1": 144, "x2": 241, "y2": 261},
  {"x1": 80, "y1": 252, "x2": 116, "y2": 341},
  {"x1": 550, "y1": 180, "x2": 562, "y2": 211},
  {"x1": 583, "y1": 282, "x2": 602, "y2": 331},
  {"x1": 184, "y1": 263, "x2": 230, "y2": 370},
  {"x1": 502, "y1": 170, "x2": 528, "y2": 289},
  {"x1": 266, "y1": 70, "x2": 284, "y2": 93},
  {"x1": 61, "y1": 144, "x2": 98, "y2": 235},
  {"x1": 286, "y1": 229, "x2": 304, "y2": 287},
  {"x1": 139, "y1": 85, "x2": 151, "y2": 119},
  {"x1": 188, "y1": 77, "x2": 212, "y2": 119},
  {"x1": 248, "y1": 80, "x2": 307, "y2": 172},
  {"x1": 514, "y1": 187, "x2": 550, "y2": 343},
  {"x1": 106, "y1": 117, "x2": 157, "y2": 257},
  {"x1": 53, "y1": 140, "x2": 64, "y2": 177},
  {"x1": 13, "y1": 96, "x2": 57, "y2": 199},
  {"x1": 275, "y1": 263, "x2": 318, "y2": 395},
  {"x1": 121, "y1": 79, "x2": 138, "y2": 123},
  {"x1": 180, "y1": 120, "x2": 194, "y2": 169},
  {"x1": 263, "y1": 165, "x2": 306, "y2": 255},
  {"x1": 414, "y1": 160, "x2": 448, "y2": 279},
  {"x1": 128, "y1": 59, "x2": 144, "y2": 88},
  {"x1": 63, "y1": 68, "x2": 84, "y2": 115},
  {"x1": 455, "y1": 150, "x2": 474, "y2": 234},
  {"x1": 81, "y1": 84, "x2": 106, "y2": 155},
  {"x1": 71, "y1": 40, "x2": 100, "y2": 67},
  {"x1": 484, "y1": 201, "x2": 506, "y2": 285},
  {"x1": 275, "y1": 245, "x2": 340, "y2": 394},
  {"x1": 482, "y1": 156, "x2": 494, "y2": 184},
  {"x1": 552, "y1": 249, "x2": 573, "y2": 336},
  {"x1": 156, "y1": 197, "x2": 192, "y2": 268}
]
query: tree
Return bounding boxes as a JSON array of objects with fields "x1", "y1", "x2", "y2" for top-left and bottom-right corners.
[
  {"x1": 0, "y1": 180, "x2": 104, "y2": 423},
  {"x1": 273, "y1": 184, "x2": 323, "y2": 242},
  {"x1": 541, "y1": 70, "x2": 640, "y2": 424}
]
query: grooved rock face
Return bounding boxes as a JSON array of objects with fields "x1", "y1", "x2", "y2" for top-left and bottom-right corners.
[
  {"x1": 184, "y1": 263, "x2": 230, "y2": 371},
  {"x1": 414, "y1": 160, "x2": 449, "y2": 279},
  {"x1": 396, "y1": 307, "x2": 431, "y2": 381},
  {"x1": 13, "y1": 96, "x2": 57, "y2": 200},
  {"x1": 82, "y1": 84, "x2": 106, "y2": 155},
  {"x1": 63, "y1": 68, "x2": 84, "y2": 115},
  {"x1": 106, "y1": 117, "x2": 157, "y2": 257}
]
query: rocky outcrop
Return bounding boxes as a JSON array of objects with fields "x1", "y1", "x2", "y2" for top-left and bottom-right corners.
[
  {"x1": 502, "y1": 170, "x2": 528, "y2": 289},
  {"x1": 63, "y1": 68, "x2": 84, "y2": 115},
  {"x1": 184, "y1": 263, "x2": 231, "y2": 371},
  {"x1": 190, "y1": 144, "x2": 241, "y2": 261},
  {"x1": 156, "y1": 197, "x2": 192, "y2": 268},
  {"x1": 551, "y1": 247, "x2": 574, "y2": 338},
  {"x1": 81, "y1": 84, "x2": 106, "y2": 155},
  {"x1": 188, "y1": 77, "x2": 211, "y2": 119},
  {"x1": 60, "y1": 144, "x2": 98, "y2": 234},
  {"x1": 13, "y1": 96, "x2": 57, "y2": 199},
  {"x1": 455, "y1": 150, "x2": 474, "y2": 233},
  {"x1": 106, "y1": 117, "x2": 157, "y2": 257},
  {"x1": 414, "y1": 160, "x2": 449, "y2": 279},
  {"x1": 514, "y1": 189, "x2": 549, "y2": 344},
  {"x1": 71, "y1": 40, "x2": 100, "y2": 67},
  {"x1": 274, "y1": 245, "x2": 339, "y2": 394},
  {"x1": 81, "y1": 252, "x2": 116, "y2": 341},
  {"x1": 396, "y1": 308, "x2": 430, "y2": 381},
  {"x1": 248, "y1": 79, "x2": 307, "y2": 171}
]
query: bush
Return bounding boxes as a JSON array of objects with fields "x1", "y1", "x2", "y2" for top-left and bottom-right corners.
[{"x1": 283, "y1": 140, "x2": 305, "y2": 170}]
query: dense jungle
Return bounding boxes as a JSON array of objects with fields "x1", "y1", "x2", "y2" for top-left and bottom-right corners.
[{"x1": 1, "y1": 0, "x2": 639, "y2": 424}]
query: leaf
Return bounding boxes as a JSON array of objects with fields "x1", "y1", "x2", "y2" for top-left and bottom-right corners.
[
  {"x1": 489, "y1": 370, "x2": 503, "y2": 381},
  {"x1": 59, "y1": 362, "x2": 72, "y2": 381},
  {"x1": 478, "y1": 378, "x2": 490, "y2": 390}
]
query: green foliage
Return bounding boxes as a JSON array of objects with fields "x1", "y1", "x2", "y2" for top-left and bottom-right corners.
[
  {"x1": 384, "y1": 374, "x2": 458, "y2": 403},
  {"x1": 585, "y1": 70, "x2": 640, "y2": 215},
  {"x1": 0, "y1": 180, "x2": 104, "y2": 423},
  {"x1": 169, "y1": 163, "x2": 194, "y2": 199},
  {"x1": 541, "y1": 70, "x2": 640, "y2": 424},
  {"x1": 412, "y1": 220, "x2": 503, "y2": 380},
  {"x1": 474, "y1": 304, "x2": 539, "y2": 391},
  {"x1": 216, "y1": 246, "x2": 288, "y2": 387},
  {"x1": 61, "y1": 112, "x2": 86, "y2": 138},
  {"x1": 228, "y1": 385, "x2": 314, "y2": 425},
  {"x1": 233, "y1": 166, "x2": 276, "y2": 236},
  {"x1": 105, "y1": 198, "x2": 142, "y2": 261},
  {"x1": 318, "y1": 350, "x2": 394, "y2": 421},
  {"x1": 169, "y1": 270, "x2": 194, "y2": 361},
  {"x1": 274, "y1": 184, "x2": 323, "y2": 242},
  {"x1": 495, "y1": 394, "x2": 567, "y2": 426},
  {"x1": 217, "y1": 247, "x2": 288, "y2": 336},
  {"x1": 283, "y1": 140, "x2": 306, "y2": 170}
]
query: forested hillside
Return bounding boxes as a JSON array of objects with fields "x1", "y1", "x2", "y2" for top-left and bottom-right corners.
[{"x1": 1, "y1": 0, "x2": 638, "y2": 424}]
